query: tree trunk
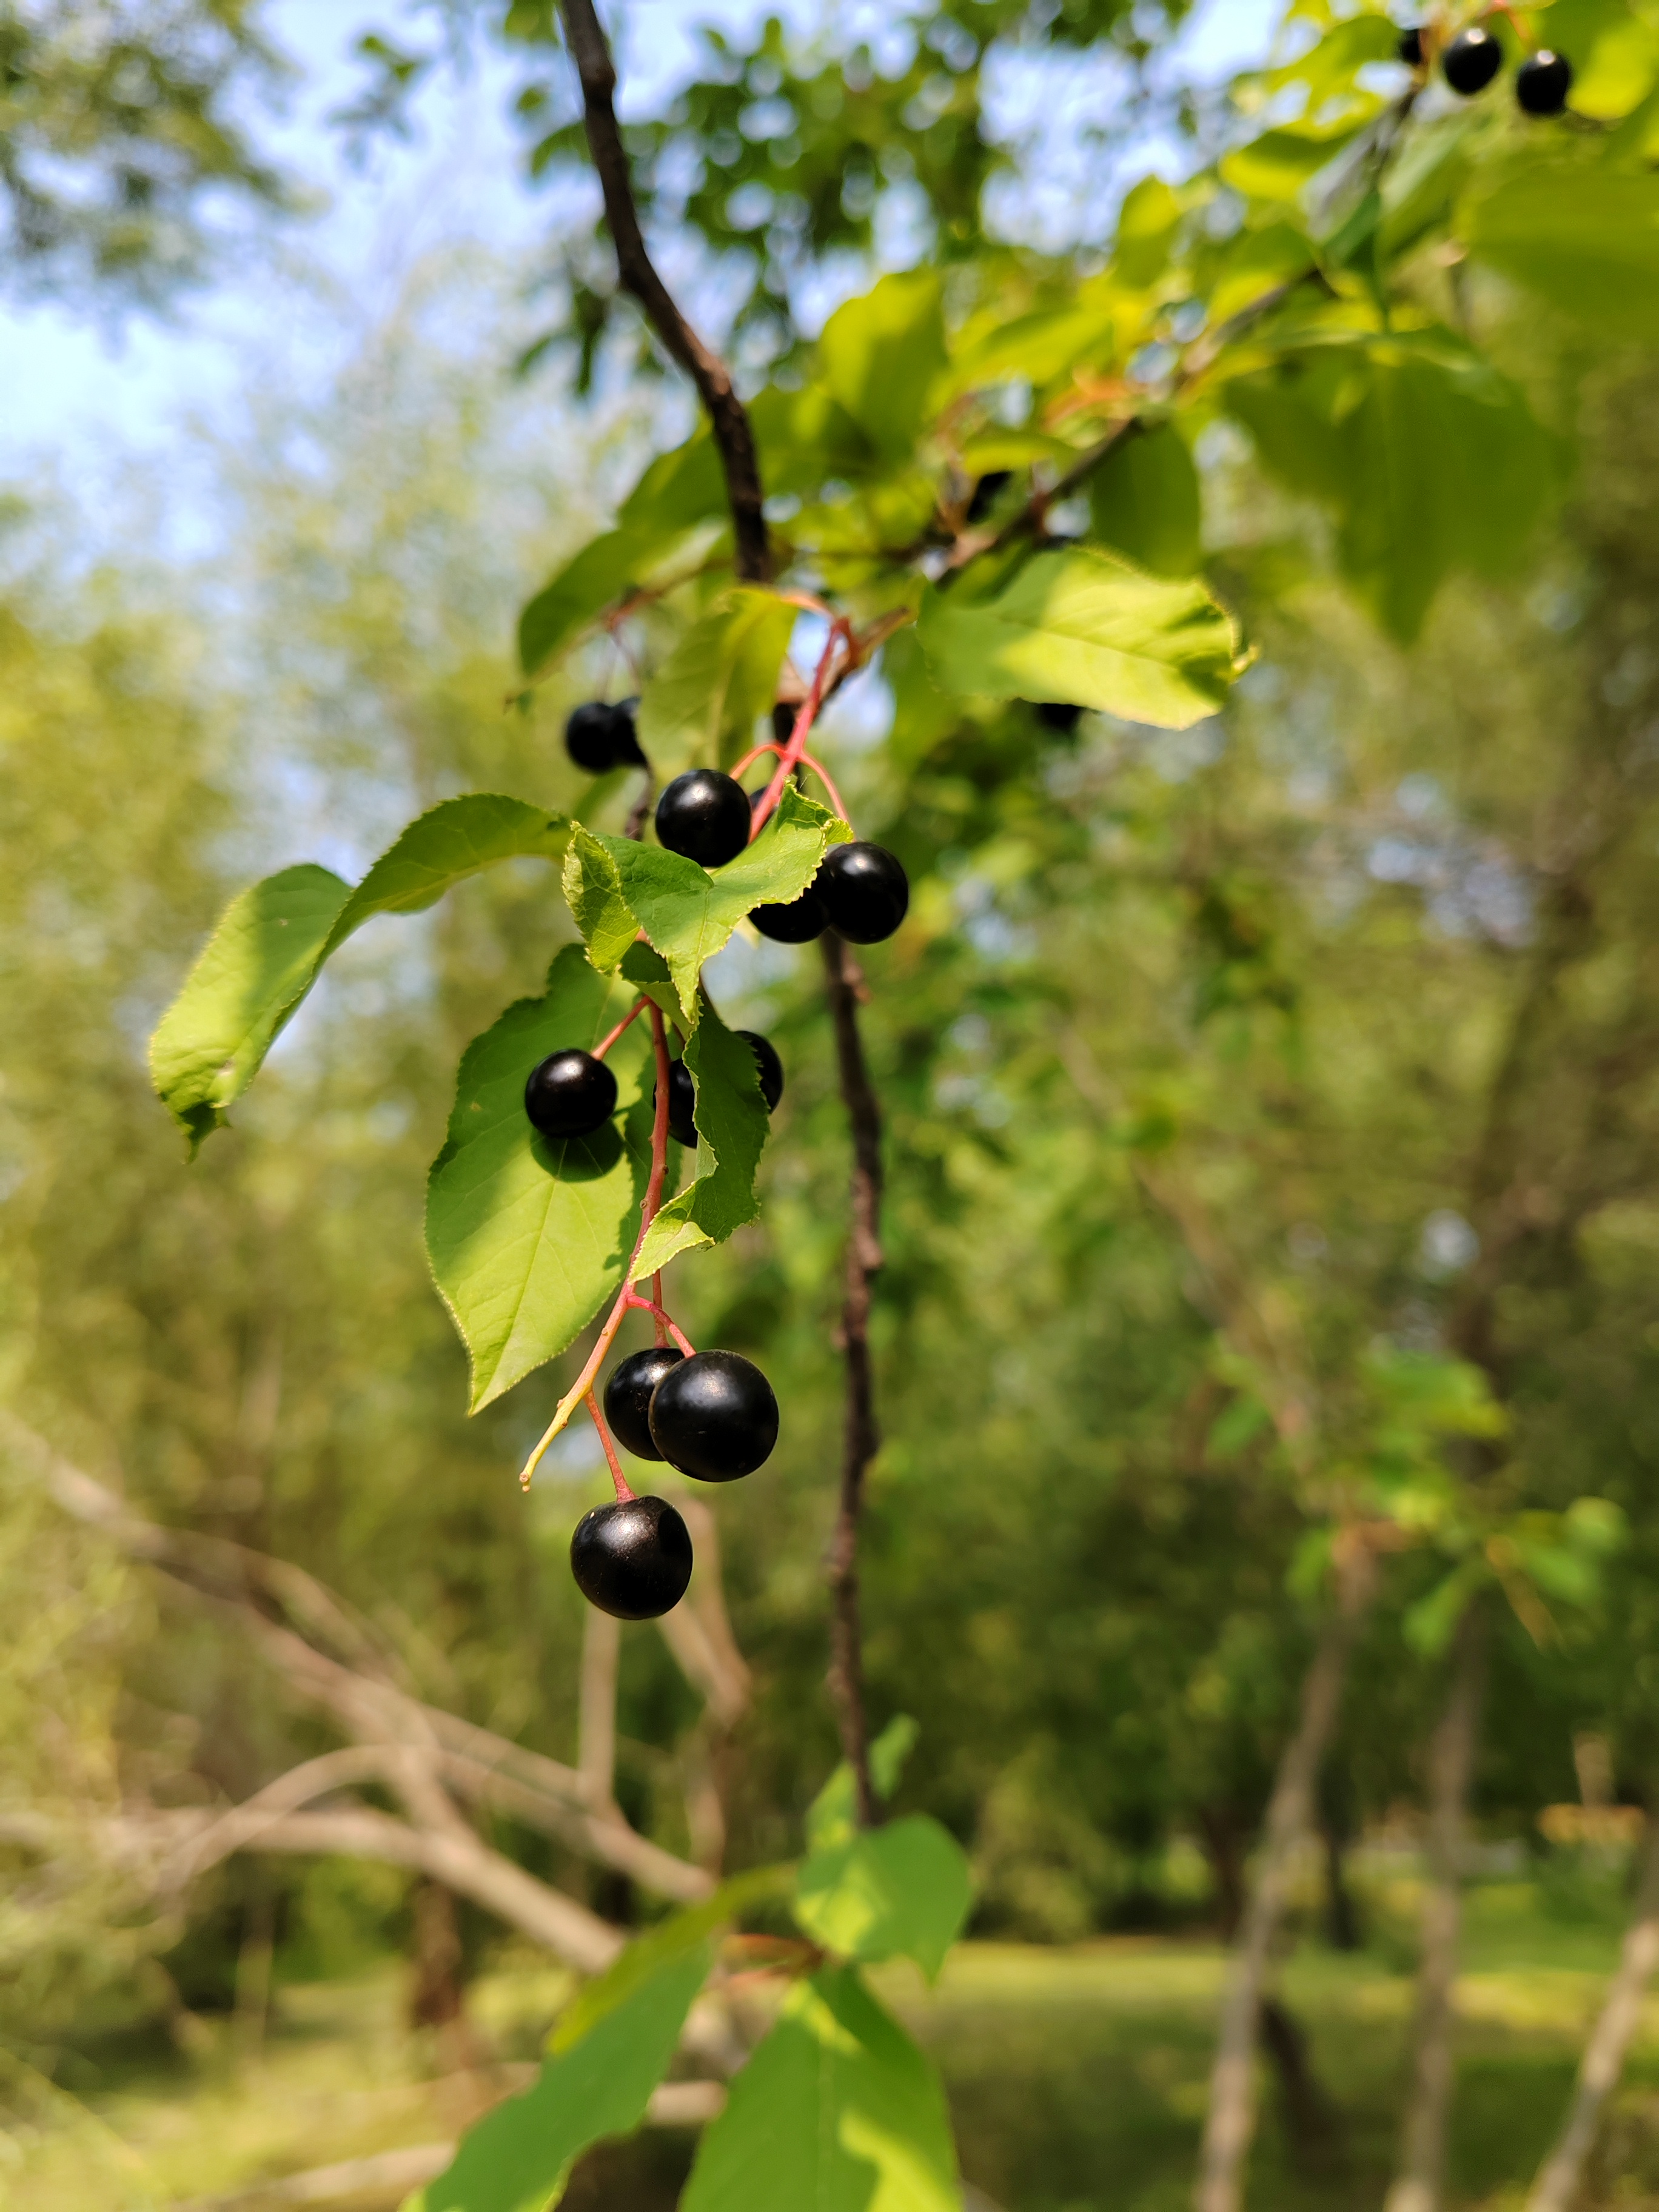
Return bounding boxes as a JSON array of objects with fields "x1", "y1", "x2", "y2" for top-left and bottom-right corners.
[
  {"x1": 1258, "y1": 1995, "x2": 1342, "y2": 2171},
  {"x1": 1527, "y1": 1814, "x2": 1659, "y2": 2212},
  {"x1": 1384, "y1": 1603, "x2": 1489, "y2": 2212},
  {"x1": 1195, "y1": 1552, "x2": 1371, "y2": 2212}
]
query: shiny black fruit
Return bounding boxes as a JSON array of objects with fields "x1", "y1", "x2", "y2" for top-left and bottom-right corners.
[
  {"x1": 1398, "y1": 24, "x2": 1424, "y2": 66},
  {"x1": 738, "y1": 1030, "x2": 784, "y2": 1111},
  {"x1": 1037, "y1": 702, "x2": 1083, "y2": 733},
  {"x1": 565, "y1": 699, "x2": 646, "y2": 774},
  {"x1": 604, "y1": 1346, "x2": 686, "y2": 1460},
  {"x1": 751, "y1": 882, "x2": 828, "y2": 942},
  {"x1": 1443, "y1": 24, "x2": 1501, "y2": 93},
  {"x1": 661, "y1": 1059, "x2": 697, "y2": 1148},
  {"x1": 656, "y1": 770, "x2": 751, "y2": 868},
  {"x1": 648, "y1": 1349, "x2": 779, "y2": 1481},
  {"x1": 819, "y1": 842, "x2": 910, "y2": 944},
  {"x1": 1516, "y1": 48, "x2": 1571, "y2": 112},
  {"x1": 525, "y1": 1048, "x2": 617, "y2": 1141},
  {"x1": 570, "y1": 1496, "x2": 692, "y2": 1618}
]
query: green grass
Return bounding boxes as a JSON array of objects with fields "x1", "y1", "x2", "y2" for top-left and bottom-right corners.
[{"x1": 8, "y1": 1883, "x2": 1659, "y2": 2210}]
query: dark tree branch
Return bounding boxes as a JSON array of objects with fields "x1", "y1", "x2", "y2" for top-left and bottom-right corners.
[
  {"x1": 559, "y1": 0, "x2": 771, "y2": 583},
  {"x1": 822, "y1": 930, "x2": 883, "y2": 1827}
]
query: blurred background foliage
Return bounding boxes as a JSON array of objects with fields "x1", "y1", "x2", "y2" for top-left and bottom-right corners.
[{"x1": 7, "y1": 0, "x2": 1659, "y2": 2206}]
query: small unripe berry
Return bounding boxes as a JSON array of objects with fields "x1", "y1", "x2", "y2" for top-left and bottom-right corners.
[
  {"x1": 1516, "y1": 49, "x2": 1572, "y2": 113},
  {"x1": 656, "y1": 771, "x2": 751, "y2": 869},
  {"x1": 570, "y1": 1495, "x2": 692, "y2": 1618},
  {"x1": 1443, "y1": 24, "x2": 1501, "y2": 94},
  {"x1": 648, "y1": 1349, "x2": 779, "y2": 1481},
  {"x1": 604, "y1": 1346, "x2": 685, "y2": 1460},
  {"x1": 524, "y1": 1049, "x2": 617, "y2": 1141},
  {"x1": 819, "y1": 842, "x2": 910, "y2": 944}
]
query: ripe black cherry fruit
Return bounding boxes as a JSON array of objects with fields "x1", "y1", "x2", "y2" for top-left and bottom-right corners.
[
  {"x1": 570, "y1": 1495, "x2": 692, "y2": 1618},
  {"x1": 819, "y1": 842, "x2": 910, "y2": 944},
  {"x1": 648, "y1": 1349, "x2": 779, "y2": 1481},
  {"x1": 1517, "y1": 49, "x2": 1572, "y2": 113},
  {"x1": 1398, "y1": 24, "x2": 1424, "y2": 67},
  {"x1": 656, "y1": 770, "x2": 751, "y2": 869},
  {"x1": 751, "y1": 880, "x2": 828, "y2": 942},
  {"x1": 664, "y1": 1059, "x2": 697, "y2": 1148},
  {"x1": 565, "y1": 699, "x2": 646, "y2": 774},
  {"x1": 739, "y1": 1030, "x2": 784, "y2": 1111},
  {"x1": 525, "y1": 1048, "x2": 617, "y2": 1141},
  {"x1": 605, "y1": 1346, "x2": 685, "y2": 1460},
  {"x1": 1443, "y1": 24, "x2": 1501, "y2": 93}
]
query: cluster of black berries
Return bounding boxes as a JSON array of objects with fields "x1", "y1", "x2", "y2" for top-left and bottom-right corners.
[
  {"x1": 572, "y1": 1348, "x2": 779, "y2": 1617},
  {"x1": 543, "y1": 710, "x2": 912, "y2": 1618},
  {"x1": 1400, "y1": 21, "x2": 1573, "y2": 113}
]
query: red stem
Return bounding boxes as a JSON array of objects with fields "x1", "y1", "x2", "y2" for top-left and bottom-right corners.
[
  {"x1": 593, "y1": 995, "x2": 647, "y2": 1062},
  {"x1": 729, "y1": 739, "x2": 783, "y2": 782},
  {"x1": 749, "y1": 623, "x2": 850, "y2": 838},
  {"x1": 585, "y1": 1390, "x2": 635, "y2": 1502},
  {"x1": 626, "y1": 1292, "x2": 695, "y2": 1358},
  {"x1": 797, "y1": 752, "x2": 849, "y2": 822}
]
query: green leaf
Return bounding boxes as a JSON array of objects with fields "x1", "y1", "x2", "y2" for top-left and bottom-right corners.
[
  {"x1": 1088, "y1": 424, "x2": 1202, "y2": 578},
  {"x1": 680, "y1": 1967, "x2": 960, "y2": 2212},
  {"x1": 149, "y1": 864, "x2": 349, "y2": 1155},
  {"x1": 1220, "y1": 119, "x2": 1370, "y2": 204},
  {"x1": 807, "y1": 1714, "x2": 922, "y2": 1851},
  {"x1": 595, "y1": 786, "x2": 848, "y2": 1030},
  {"x1": 917, "y1": 548, "x2": 1242, "y2": 729},
  {"x1": 636, "y1": 588, "x2": 797, "y2": 775},
  {"x1": 550, "y1": 1865, "x2": 794, "y2": 2056},
  {"x1": 1206, "y1": 220, "x2": 1317, "y2": 329},
  {"x1": 794, "y1": 1817, "x2": 972, "y2": 1982},
  {"x1": 1112, "y1": 175, "x2": 1182, "y2": 287},
  {"x1": 151, "y1": 797, "x2": 571, "y2": 1153},
  {"x1": 1463, "y1": 162, "x2": 1659, "y2": 342},
  {"x1": 632, "y1": 996, "x2": 771, "y2": 1279},
  {"x1": 410, "y1": 1943, "x2": 709, "y2": 2212},
  {"x1": 1225, "y1": 333, "x2": 1557, "y2": 638},
  {"x1": 425, "y1": 948, "x2": 651, "y2": 1412},
  {"x1": 817, "y1": 271, "x2": 948, "y2": 463},
  {"x1": 518, "y1": 520, "x2": 720, "y2": 679},
  {"x1": 562, "y1": 829, "x2": 640, "y2": 974}
]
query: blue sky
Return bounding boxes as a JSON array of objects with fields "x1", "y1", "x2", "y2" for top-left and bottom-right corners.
[{"x1": 0, "y1": 0, "x2": 1281, "y2": 493}]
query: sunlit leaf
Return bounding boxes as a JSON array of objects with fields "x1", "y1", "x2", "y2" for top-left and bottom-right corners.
[
  {"x1": 637, "y1": 588, "x2": 797, "y2": 774},
  {"x1": 632, "y1": 997, "x2": 771, "y2": 1278},
  {"x1": 1088, "y1": 423, "x2": 1202, "y2": 578},
  {"x1": 794, "y1": 1817, "x2": 972, "y2": 1982},
  {"x1": 818, "y1": 270, "x2": 948, "y2": 463}
]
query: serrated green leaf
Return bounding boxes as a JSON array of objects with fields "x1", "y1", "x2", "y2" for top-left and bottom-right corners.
[
  {"x1": 409, "y1": 1943, "x2": 708, "y2": 2212},
  {"x1": 596, "y1": 786, "x2": 848, "y2": 1029},
  {"x1": 917, "y1": 548, "x2": 1242, "y2": 729},
  {"x1": 818, "y1": 271, "x2": 948, "y2": 463},
  {"x1": 563, "y1": 829, "x2": 640, "y2": 973},
  {"x1": 1463, "y1": 163, "x2": 1659, "y2": 341},
  {"x1": 152, "y1": 797, "x2": 571, "y2": 1153},
  {"x1": 1089, "y1": 423, "x2": 1202, "y2": 579},
  {"x1": 680, "y1": 1967, "x2": 960, "y2": 2212},
  {"x1": 549, "y1": 1866, "x2": 793, "y2": 2056},
  {"x1": 632, "y1": 997, "x2": 770, "y2": 1279},
  {"x1": 618, "y1": 940, "x2": 683, "y2": 1022},
  {"x1": 149, "y1": 864, "x2": 349, "y2": 1155},
  {"x1": 637, "y1": 588, "x2": 798, "y2": 775},
  {"x1": 794, "y1": 1818, "x2": 971, "y2": 1982},
  {"x1": 425, "y1": 948, "x2": 650, "y2": 1412}
]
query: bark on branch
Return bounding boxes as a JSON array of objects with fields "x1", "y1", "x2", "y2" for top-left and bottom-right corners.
[{"x1": 559, "y1": 0, "x2": 770, "y2": 583}]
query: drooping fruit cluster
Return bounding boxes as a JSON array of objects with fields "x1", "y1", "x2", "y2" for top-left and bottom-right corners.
[
  {"x1": 565, "y1": 697, "x2": 647, "y2": 774},
  {"x1": 1400, "y1": 20, "x2": 1573, "y2": 113}
]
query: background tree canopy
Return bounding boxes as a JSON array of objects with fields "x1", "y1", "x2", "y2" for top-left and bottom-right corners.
[{"x1": 7, "y1": 1, "x2": 1659, "y2": 2208}]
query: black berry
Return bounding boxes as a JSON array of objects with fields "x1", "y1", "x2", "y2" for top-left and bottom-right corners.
[
  {"x1": 1516, "y1": 48, "x2": 1571, "y2": 113},
  {"x1": 570, "y1": 1495, "x2": 692, "y2": 1618},
  {"x1": 1443, "y1": 24, "x2": 1501, "y2": 93},
  {"x1": 662, "y1": 1059, "x2": 698, "y2": 1148},
  {"x1": 965, "y1": 469, "x2": 1011, "y2": 524},
  {"x1": 656, "y1": 770, "x2": 751, "y2": 869},
  {"x1": 604, "y1": 1346, "x2": 685, "y2": 1460},
  {"x1": 819, "y1": 842, "x2": 910, "y2": 944},
  {"x1": 1037, "y1": 702, "x2": 1083, "y2": 733},
  {"x1": 525, "y1": 1048, "x2": 617, "y2": 1141},
  {"x1": 1398, "y1": 24, "x2": 1424, "y2": 67},
  {"x1": 751, "y1": 882, "x2": 828, "y2": 942},
  {"x1": 738, "y1": 1030, "x2": 784, "y2": 1112},
  {"x1": 565, "y1": 699, "x2": 646, "y2": 775},
  {"x1": 648, "y1": 1349, "x2": 779, "y2": 1481}
]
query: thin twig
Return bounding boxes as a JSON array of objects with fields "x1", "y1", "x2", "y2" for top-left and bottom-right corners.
[
  {"x1": 821, "y1": 931, "x2": 883, "y2": 1827},
  {"x1": 560, "y1": 0, "x2": 770, "y2": 584}
]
